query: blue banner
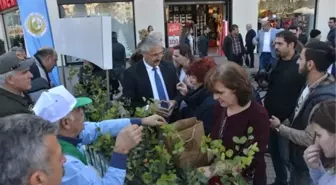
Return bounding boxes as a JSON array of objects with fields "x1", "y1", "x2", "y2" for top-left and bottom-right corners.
[{"x1": 17, "y1": 0, "x2": 60, "y2": 86}]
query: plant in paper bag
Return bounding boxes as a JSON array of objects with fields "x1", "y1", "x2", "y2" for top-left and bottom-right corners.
[{"x1": 68, "y1": 65, "x2": 208, "y2": 185}]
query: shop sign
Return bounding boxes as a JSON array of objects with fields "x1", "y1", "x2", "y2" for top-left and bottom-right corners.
[
  {"x1": 167, "y1": 23, "x2": 180, "y2": 47},
  {"x1": 0, "y1": 0, "x2": 17, "y2": 11}
]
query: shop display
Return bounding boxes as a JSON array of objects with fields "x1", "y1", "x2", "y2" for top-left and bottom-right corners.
[
  {"x1": 168, "y1": 5, "x2": 193, "y2": 28},
  {"x1": 259, "y1": 0, "x2": 316, "y2": 33}
]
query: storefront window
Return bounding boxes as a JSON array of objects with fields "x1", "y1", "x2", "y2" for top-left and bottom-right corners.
[
  {"x1": 3, "y1": 9, "x2": 25, "y2": 51},
  {"x1": 59, "y1": 2, "x2": 135, "y2": 64},
  {"x1": 165, "y1": 2, "x2": 228, "y2": 56},
  {"x1": 259, "y1": 0, "x2": 316, "y2": 33}
]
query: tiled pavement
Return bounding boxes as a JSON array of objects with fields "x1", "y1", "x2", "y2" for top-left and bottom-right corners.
[{"x1": 265, "y1": 153, "x2": 276, "y2": 185}]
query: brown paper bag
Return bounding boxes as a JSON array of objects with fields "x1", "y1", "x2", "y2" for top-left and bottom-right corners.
[{"x1": 165, "y1": 117, "x2": 209, "y2": 168}]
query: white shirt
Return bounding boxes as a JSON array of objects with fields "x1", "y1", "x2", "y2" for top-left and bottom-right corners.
[
  {"x1": 327, "y1": 63, "x2": 334, "y2": 74},
  {"x1": 262, "y1": 30, "x2": 271, "y2": 53},
  {"x1": 143, "y1": 61, "x2": 169, "y2": 100},
  {"x1": 188, "y1": 35, "x2": 194, "y2": 55},
  {"x1": 179, "y1": 69, "x2": 186, "y2": 82},
  {"x1": 294, "y1": 85, "x2": 309, "y2": 118}
]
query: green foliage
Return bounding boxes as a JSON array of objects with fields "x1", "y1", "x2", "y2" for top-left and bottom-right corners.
[
  {"x1": 68, "y1": 65, "x2": 259, "y2": 185},
  {"x1": 67, "y1": 65, "x2": 208, "y2": 185},
  {"x1": 200, "y1": 126, "x2": 259, "y2": 185}
]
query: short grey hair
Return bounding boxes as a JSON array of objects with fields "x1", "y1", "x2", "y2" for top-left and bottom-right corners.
[
  {"x1": 0, "y1": 114, "x2": 58, "y2": 185},
  {"x1": 35, "y1": 47, "x2": 56, "y2": 59},
  {"x1": 246, "y1": 24, "x2": 252, "y2": 29},
  {"x1": 0, "y1": 71, "x2": 16, "y2": 84},
  {"x1": 138, "y1": 35, "x2": 163, "y2": 53},
  {"x1": 10, "y1": 46, "x2": 25, "y2": 53},
  {"x1": 149, "y1": 32, "x2": 163, "y2": 40}
]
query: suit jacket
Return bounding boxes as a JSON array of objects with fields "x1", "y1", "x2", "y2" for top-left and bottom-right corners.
[
  {"x1": 253, "y1": 28, "x2": 282, "y2": 58},
  {"x1": 222, "y1": 33, "x2": 245, "y2": 61},
  {"x1": 122, "y1": 60, "x2": 182, "y2": 108},
  {"x1": 245, "y1": 29, "x2": 256, "y2": 49}
]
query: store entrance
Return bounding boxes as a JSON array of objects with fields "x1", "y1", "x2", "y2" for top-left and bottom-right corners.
[{"x1": 164, "y1": 1, "x2": 230, "y2": 57}]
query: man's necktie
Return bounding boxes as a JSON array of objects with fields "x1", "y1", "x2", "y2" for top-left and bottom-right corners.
[{"x1": 153, "y1": 67, "x2": 167, "y2": 100}]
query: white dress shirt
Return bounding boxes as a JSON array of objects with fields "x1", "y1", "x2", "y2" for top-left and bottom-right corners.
[
  {"x1": 327, "y1": 63, "x2": 334, "y2": 74},
  {"x1": 179, "y1": 69, "x2": 186, "y2": 82},
  {"x1": 262, "y1": 30, "x2": 271, "y2": 53},
  {"x1": 143, "y1": 60, "x2": 169, "y2": 100}
]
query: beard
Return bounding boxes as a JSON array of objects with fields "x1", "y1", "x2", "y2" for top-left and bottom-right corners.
[{"x1": 299, "y1": 63, "x2": 309, "y2": 77}]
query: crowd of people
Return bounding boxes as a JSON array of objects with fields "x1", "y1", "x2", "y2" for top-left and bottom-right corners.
[{"x1": 0, "y1": 17, "x2": 335, "y2": 185}]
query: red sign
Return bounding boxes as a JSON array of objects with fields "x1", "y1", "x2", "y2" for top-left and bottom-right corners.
[
  {"x1": 167, "y1": 23, "x2": 180, "y2": 36},
  {"x1": 0, "y1": 0, "x2": 17, "y2": 11}
]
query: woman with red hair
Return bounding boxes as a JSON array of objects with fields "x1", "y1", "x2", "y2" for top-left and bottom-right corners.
[{"x1": 176, "y1": 57, "x2": 217, "y2": 135}]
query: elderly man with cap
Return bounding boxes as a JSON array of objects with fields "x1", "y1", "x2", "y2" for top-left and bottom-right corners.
[
  {"x1": 34, "y1": 85, "x2": 166, "y2": 185},
  {"x1": 0, "y1": 51, "x2": 34, "y2": 118}
]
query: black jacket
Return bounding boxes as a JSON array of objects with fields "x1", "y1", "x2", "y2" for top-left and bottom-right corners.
[
  {"x1": 289, "y1": 78, "x2": 336, "y2": 170},
  {"x1": 223, "y1": 34, "x2": 245, "y2": 61},
  {"x1": 181, "y1": 86, "x2": 216, "y2": 135},
  {"x1": 112, "y1": 37, "x2": 126, "y2": 69},
  {"x1": 198, "y1": 34, "x2": 209, "y2": 57},
  {"x1": 327, "y1": 28, "x2": 335, "y2": 48},
  {"x1": 28, "y1": 55, "x2": 52, "y2": 103},
  {"x1": 245, "y1": 29, "x2": 256, "y2": 49},
  {"x1": 0, "y1": 88, "x2": 33, "y2": 118},
  {"x1": 122, "y1": 60, "x2": 182, "y2": 108},
  {"x1": 264, "y1": 54, "x2": 306, "y2": 121}
]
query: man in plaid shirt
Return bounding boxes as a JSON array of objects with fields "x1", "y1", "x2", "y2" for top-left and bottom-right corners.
[{"x1": 223, "y1": 24, "x2": 245, "y2": 65}]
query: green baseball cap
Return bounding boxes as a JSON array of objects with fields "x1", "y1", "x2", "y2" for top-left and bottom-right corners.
[{"x1": 74, "y1": 97, "x2": 92, "y2": 109}]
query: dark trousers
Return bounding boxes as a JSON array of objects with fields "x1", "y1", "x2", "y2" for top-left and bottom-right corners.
[
  {"x1": 245, "y1": 47, "x2": 255, "y2": 67},
  {"x1": 289, "y1": 167, "x2": 312, "y2": 185},
  {"x1": 269, "y1": 129, "x2": 289, "y2": 185},
  {"x1": 259, "y1": 52, "x2": 274, "y2": 71},
  {"x1": 231, "y1": 54, "x2": 243, "y2": 66}
]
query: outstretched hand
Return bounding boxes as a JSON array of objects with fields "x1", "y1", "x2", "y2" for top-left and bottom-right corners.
[{"x1": 141, "y1": 114, "x2": 167, "y2": 126}]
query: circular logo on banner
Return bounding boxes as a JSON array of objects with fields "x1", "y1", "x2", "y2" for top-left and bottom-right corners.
[{"x1": 25, "y1": 13, "x2": 47, "y2": 37}]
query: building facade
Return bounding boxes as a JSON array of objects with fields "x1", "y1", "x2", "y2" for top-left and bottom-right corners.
[
  {"x1": 0, "y1": 0, "x2": 334, "y2": 63},
  {"x1": 0, "y1": 0, "x2": 23, "y2": 54}
]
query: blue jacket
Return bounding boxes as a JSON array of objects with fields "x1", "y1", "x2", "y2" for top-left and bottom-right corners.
[
  {"x1": 61, "y1": 118, "x2": 141, "y2": 185},
  {"x1": 310, "y1": 166, "x2": 336, "y2": 185},
  {"x1": 253, "y1": 28, "x2": 282, "y2": 58}
]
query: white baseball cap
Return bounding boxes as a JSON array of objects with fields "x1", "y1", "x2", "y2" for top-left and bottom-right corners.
[{"x1": 33, "y1": 85, "x2": 92, "y2": 123}]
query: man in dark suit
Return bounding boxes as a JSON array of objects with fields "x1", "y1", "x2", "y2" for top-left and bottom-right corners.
[
  {"x1": 223, "y1": 24, "x2": 245, "y2": 65},
  {"x1": 122, "y1": 35, "x2": 182, "y2": 117},
  {"x1": 245, "y1": 24, "x2": 256, "y2": 68}
]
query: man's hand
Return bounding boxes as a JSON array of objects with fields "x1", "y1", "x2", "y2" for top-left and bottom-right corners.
[
  {"x1": 114, "y1": 125, "x2": 143, "y2": 154},
  {"x1": 269, "y1": 115, "x2": 281, "y2": 129},
  {"x1": 141, "y1": 114, "x2": 166, "y2": 126},
  {"x1": 303, "y1": 145, "x2": 321, "y2": 170},
  {"x1": 177, "y1": 82, "x2": 188, "y2": 96}
]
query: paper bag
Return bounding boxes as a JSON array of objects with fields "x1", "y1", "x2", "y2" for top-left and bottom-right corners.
[{"x1": 165, "y1": 117, "x2": 208, "y2": 168}]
